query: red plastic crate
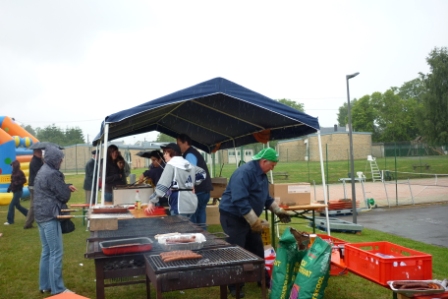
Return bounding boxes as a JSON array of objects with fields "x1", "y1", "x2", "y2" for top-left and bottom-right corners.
[
  {"x1": 316, "y1": 234, "x2": 347, "y2": 246},
  {"x1": 345, "y1": 241, "x2": 432, "y2": 286}
]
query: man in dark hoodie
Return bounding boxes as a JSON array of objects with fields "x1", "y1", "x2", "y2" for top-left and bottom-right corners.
[
  {"x1": 4, "y1": 160, "x2": 28, "y2": 225},
  {"x1": 33, "y1": 145, "x2": 77, "y2": 295},
  {"x1": 24, "y1": 148, "x2": 44, "y2": 229}
]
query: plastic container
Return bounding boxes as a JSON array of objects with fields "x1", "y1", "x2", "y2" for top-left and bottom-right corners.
[
  {"x1": 316, "y1": 233, "x2": 347, "y2": 246},
  {"x1": 345, "y1": 241, "x2": 432, "y2": 286},
  {"x1": 157, "y1": 233, "x2": 206, "y2": 251},
  {"x1": 261, "y1": 226, "x2": 271, "y2": 246},
  {"x1": 135, "y1": 190, "x2": 141, "y2": 210},
  {"x1": 144, "y1": 206, "x2": 167, "y2": 216},
  {"x1": 99, "y1": 237, "x2": 153, "y2": 255}
]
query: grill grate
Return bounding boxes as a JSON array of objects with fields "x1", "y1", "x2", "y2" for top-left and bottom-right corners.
[
  {"x1": 146, "y1": 246, "x2": 260, "y2": 271},
  {"x1": 92, "y1": 216, "x2": 199, "y2": 240}
]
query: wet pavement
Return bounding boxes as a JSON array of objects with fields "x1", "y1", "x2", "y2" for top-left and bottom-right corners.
[{"x1": 338, "y1": 202, "x2": 448, "y2": 248}]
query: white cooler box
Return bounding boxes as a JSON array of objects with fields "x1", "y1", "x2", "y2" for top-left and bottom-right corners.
[{"x1": 112, "y1": 186, "x2": 154, "y2": 205}]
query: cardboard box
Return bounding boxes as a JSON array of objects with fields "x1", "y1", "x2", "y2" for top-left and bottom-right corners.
[
  {"x1": 113, "y1": 187, "x2": 154, "y2": 205},
  {"x1": 210, "y1": 177, "x2": 227, "y2": 199},
  {"x1": 269, "y1": 183, "x2": 311, "y2": 206},
  {"x1": 206, "y1": 204, "x2": 221, "y2": 225}
]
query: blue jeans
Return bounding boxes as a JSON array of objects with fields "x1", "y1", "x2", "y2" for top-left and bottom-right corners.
[
  {"x1": 7, "y1": 190, "x2": 28, "y2": 224},
  {"x1": 190, "y1": 192, "x2": 210, "y2": 229},
  {"x1": 37, "y1": 220, "x2": 66, "y2": 294}
]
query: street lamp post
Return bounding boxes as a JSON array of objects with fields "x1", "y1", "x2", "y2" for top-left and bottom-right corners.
[{"x1": 346, "y1": 72, "x2": 360, "y2": 224}]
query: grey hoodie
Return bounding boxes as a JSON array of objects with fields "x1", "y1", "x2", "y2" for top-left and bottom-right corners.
[
  {"x1": 150, "y1": 156, "x2": 206, "y2": 215},
  {"x1": 33, "y1": 146, "x2": 72, "y2": 223}
]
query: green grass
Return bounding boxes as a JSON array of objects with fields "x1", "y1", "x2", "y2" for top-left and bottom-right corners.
[{"x1": 0, "y1": 169, "x2": 447, "y2": 299}]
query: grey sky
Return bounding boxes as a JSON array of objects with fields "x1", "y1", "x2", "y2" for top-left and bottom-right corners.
[{"x1": 1, "y1": 1, "x2": 447, "y2": 143}]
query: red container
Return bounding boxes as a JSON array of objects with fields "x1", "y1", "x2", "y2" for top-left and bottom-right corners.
[
  {"x1": 345, "y1": 241, "x2": 432, "y2": 286},
  {"x1": 144, "y1": 207, "x2": 167, "y2": 216},
  {"x1": 99, "y1": 237, "x2": 153, "y2": 256},
  {"x1": 316, "y1": 234, "x2": 347, "y2": 246},
  {"x1": 317, "y1": 234, "x2": 349, "y2": 276}
]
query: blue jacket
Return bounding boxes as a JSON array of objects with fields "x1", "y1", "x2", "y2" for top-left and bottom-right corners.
[{"x1": 219, "y1": 160, "x2": 274, "y2": 217}]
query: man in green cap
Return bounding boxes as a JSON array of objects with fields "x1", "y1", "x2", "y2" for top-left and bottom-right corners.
[{"x1": 219, "y1": 147, "x2": 291, "y2": 298}]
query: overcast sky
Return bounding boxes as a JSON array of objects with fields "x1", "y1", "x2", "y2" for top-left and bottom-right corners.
[{"x1": 1, "y1": 0, "x2": 447, "y2": 144}]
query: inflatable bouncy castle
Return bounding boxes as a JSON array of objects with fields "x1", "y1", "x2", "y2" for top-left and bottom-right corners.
[{"x1": 0, "y1": 116, "x2": 39, "y2": 205}]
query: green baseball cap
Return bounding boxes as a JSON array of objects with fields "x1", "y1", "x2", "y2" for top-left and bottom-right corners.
[{"x1": 252, "y1": 148, "x2": 279, "y2": 162}]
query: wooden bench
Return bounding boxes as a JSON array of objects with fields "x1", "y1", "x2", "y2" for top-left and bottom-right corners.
[
  {"x1": 412, "y1": 164, "x2": 430, "y2": 170},
  {"x1": 273, "y1": 172, "x2": 289, "y2": 179}
]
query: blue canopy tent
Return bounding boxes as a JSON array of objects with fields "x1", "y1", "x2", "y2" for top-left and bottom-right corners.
[
  {"x1": 93, "y1": 77, "x2": 319, "y2": 153},
  {"x1": 93, "y1": 77, "x2": 330, "y2": 232}
]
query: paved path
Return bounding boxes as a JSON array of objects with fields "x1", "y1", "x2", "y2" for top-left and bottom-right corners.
[
  {"x1": 312, "y1": 180, "x2": 448, "y2": 248},
  {"x1": 338, "y1": 203, "x2": 448, "y2": 248}
]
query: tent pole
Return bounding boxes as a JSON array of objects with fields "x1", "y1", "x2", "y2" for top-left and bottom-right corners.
[
  {"x1": 267, "y1": 143, "x2": 274, "y2": 183},
  {"x1": 89, "y1": 143, "x2": 100, "y2": 206},
  {"x1": 100, "y1": 124, "x2": 110, "y2": 206},
  {"x1": 93, "y1": 142, "x2": 102, "y2": 205},
  {"x1": 317, "y1": 130, "x2": 331, "y2": 235}
]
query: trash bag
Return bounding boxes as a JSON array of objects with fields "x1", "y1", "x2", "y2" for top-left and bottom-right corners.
[
  {"x1": 269, "y1": 228, "x2": 307, "y2": 299},
  {"x1": 289, "y1": 236, "x2": 331, "y2": 299}
]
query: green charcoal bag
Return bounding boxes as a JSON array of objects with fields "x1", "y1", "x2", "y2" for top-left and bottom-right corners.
[
  {"x1": 270, "y1": 228, "x2": 307, "y2": 299},
  {"x1": 289, "y1": 236, "x2": 331, "y2": 299}
]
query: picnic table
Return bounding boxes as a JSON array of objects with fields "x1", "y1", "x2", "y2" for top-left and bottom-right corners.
[{"x1": 412, "y1": 164, "x2": 430, "y2": 170}]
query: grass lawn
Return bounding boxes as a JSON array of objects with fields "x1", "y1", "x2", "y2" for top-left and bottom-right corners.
[{"x1": 0, "y1": 166, "x2": 447, "y2": 299}]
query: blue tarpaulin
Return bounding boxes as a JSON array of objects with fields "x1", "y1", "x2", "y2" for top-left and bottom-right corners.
[{"x1": 93, "y1": 77, "x2": 320, "y2": 153}]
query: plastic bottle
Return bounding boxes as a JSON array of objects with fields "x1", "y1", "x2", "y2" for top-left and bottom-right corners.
[{"x1": 135, "y1": 190, "x2": 141, "y2": 210}]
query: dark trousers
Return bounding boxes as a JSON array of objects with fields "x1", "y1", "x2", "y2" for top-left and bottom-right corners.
[
  {"x1": 24, "y1": 188, "x2": 35, "y2": 228},
  {"x1": 220, "y1": 211, "x2": 267, "y2": 291}
]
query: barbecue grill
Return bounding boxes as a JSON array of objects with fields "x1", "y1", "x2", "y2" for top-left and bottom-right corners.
[
  {"x1": 145, "y1": 246, "x2": 266, "y2": 299},
  {"x1": 85, "y1": 215, "x2": 237, "y2": 299}
]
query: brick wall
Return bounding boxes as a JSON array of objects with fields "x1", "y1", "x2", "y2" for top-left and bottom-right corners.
[{"x1": 277, "y1": 132, "x2": 372, "y2": 162}]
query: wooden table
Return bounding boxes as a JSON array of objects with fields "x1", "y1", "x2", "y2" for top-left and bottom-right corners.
[
  {"x1": 69, "y1": 203, "x2": 91, "y2": 226},
  {"x1": 270, "y1": 203, "x2": 327, "y2": 248}
]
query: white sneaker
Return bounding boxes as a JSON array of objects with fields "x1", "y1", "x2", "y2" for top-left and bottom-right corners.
[
  {"x1": 62, "y1": 289, "x2": 75, "y2": 294},
  {"x1": 4, "y1": 222, "x2": 10, "y2": 225}
]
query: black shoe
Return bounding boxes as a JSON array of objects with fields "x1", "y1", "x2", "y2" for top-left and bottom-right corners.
[
  {"x1": 230, "y1": 288, "x2": 245, "y2": 298},
  {"x1": 40, "y1": 289, "x2": 51, "y2": 293}
]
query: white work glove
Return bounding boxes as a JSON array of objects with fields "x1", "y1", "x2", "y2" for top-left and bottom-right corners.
[
  {"x1": 269, "y1": 202, "x2": 291, "y2": 223},
  {"x1": 243, "y1": 209, "x2": 269, "y2": 233}
]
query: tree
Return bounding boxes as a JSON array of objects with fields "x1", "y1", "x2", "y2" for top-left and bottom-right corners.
[
  {"x1": 420, "y1": 47, "x2": 448, "y2": 145},
  {"x1": 35, "y1": 124, "x2": 86, "y2": 146},
  {"x1": 155, "y1": 133, "x2": 175, "y2": 142},
  {"x1": 371, "y1": 90, "x2": 419, "y2": 142},
  {"x1": 397, "y1": 77, "x2": 427, "y2": 103},
  {"x1": 22, "y1": 124, "x2": 37, "y2": 137},
  {"x1": 337, "y1": 99, "x2": 358, "y2": 127},
  {"x1": 65, "y1": 127, "x2": 85, "y2": 144},
  {"x1": 351, "y1": 95, "x2": 377, "y2": 138},
  {"x1": 277, "y1": 99, "x2": 304, "y2": 112}
]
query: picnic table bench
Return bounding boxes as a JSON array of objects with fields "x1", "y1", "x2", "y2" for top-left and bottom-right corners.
[
  {"x1": 273, "y1": 172, "x2": 289, "y2": 179},
  {"x1": 412, "y1": 164, "x2": 430, "y2": 170}
]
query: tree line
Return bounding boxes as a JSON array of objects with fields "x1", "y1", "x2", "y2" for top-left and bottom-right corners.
[
  {"x1": 23, "y1": 124, "x2": 85, "y2": 146},
  {"x1": 337, "y1": 47, "x2": 448, "y2": 145}
]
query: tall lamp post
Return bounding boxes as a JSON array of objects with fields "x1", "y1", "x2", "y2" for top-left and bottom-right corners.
[{"x1": 346, "y1": 72, "x2": 360, "y2": 223}]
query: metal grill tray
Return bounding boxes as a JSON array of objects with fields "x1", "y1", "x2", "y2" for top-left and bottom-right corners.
[
  {"x1": 388, "y1": 280, "x2": 447, "y2": 297},
  {"x1": 146, "y1": 246, "x2": 260, "y2": 271}
]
